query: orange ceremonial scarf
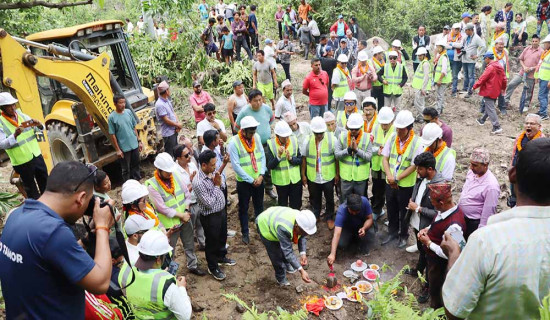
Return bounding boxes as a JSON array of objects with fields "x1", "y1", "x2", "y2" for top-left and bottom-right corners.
[
  {"x1": 154, "y1": 169, "x2": 175, "y2": 195},
  {"x1": 347, "y1": 130, "x2": 363, "y2": 147},
  {"x1": 364, "y1": 112, "x2": 377, "y2": 133},
  {"x1": 425, "y1": 141, "x2": 447, "y2": 157},
  {"x1": 396, "y1": 130, "x2": 415, "y2": 155},
  {"x1": 1, "y1": 112, "x2": 19, "y2": 127},
  {"x1": 239, "y1": 130, "x2": 258, "y2": 172},
  {"x1": 516, "y1": 130, "x2": 542, "y2": 152}
]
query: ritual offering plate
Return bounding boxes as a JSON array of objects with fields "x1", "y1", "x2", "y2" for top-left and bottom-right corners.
[
  {"x1": 324, "y1": 296, "x2": 343, "y2": 310},
  {"x1": 363, "y1": 269, "x2": 380, "y2": 281},
  {"x1": 369, "y1": 264, "x2": 380, "y2": 271},
  {"x1": 343, "y1": 270, "x2": 358, "y2": 278},
  {"x1": 351, "y1": 260, "x2": 368, "y2": 272},
  {"x1": 355, "y1": 280, "x2": 373, "y2": 294}
]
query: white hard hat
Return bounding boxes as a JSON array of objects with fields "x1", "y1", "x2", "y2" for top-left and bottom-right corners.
[
  {"x1": 274, "y1": 121, "x2": 292, "y2": 137},
  {"x1": 337, "y1": 54, "x2": 349, "y2": 63},
  {"x1": 124, "y1": 214, "x2": 155, "y2": 235},
  {"x1": 137, "y1": 229, "x2": 173, "y2": 256},
  {"x1": 420, "y1": 122, "x2": 443, "y2": 147},
  {"x1": 347, "y1": 113, "x2": 363, "y2": 129},
  {"x1": 452, "y1": 23, "x2": 461, "y2": 29},
  {"x1": 391, "y1": 39, "x2": 402, "y2": 48},
  {"x1": 310, "y1": 116, "x2": 327, "y2": 133},
  {"x1": 378, "y1": 106, "x2": 394, "y2": 124},
  {"x1": 296, "y1": 210, "x2": 317, "y2": 235},
  {"x1": 154, "y1": 152, "x2": 175, "y2": 172},
  {"x1": 388, "y1": 50, "x2": 398, "y2": 57},
  {"x1": 0, "y1": 92, "x2": 18, "y2": 106},
  {"x1": 121, "y1": 180, "x2": 149, "y2": 204},
  {"x1": 362, "y1": 96, "x2": 377, "y2": 107},
  {"x1": 323, "y1": 111, "x2": 335, "y2": 122},
  {"x1": 357, "y1": 51, "x2": 368, "y2": 62},
  {"x1": 240, "y1": 115, "x2": 260, "y2": 129},
  {"x1": 416, "y1": 47, "x2": 428, "y2": 56},
  {"x1": 372, "y1": 46, "x2": 384, "y2": 55},
  {"x1": 436, "y1": 39, "x2": 448, "y2": 47},
  {"x1": 542, "y1": 35, "x2": 550, "y2": 43},
  {"x1": 394, "y1": 110, "x2": 415, "y2": 129},
  {"x1": 343, "y1": 91, "x2": 357, "y2": 102}
]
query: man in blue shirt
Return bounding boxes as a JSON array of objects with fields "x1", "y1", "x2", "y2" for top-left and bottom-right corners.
[
  {"x1": 326, "y1": 194, "x2": 374, "y2": 266},
  {"x1": 155, "y1": 81, "x2": 182, "y2": 157},
  {"x1": 0, "y1": 161, "x2": 115, "y2": 319},
  {"x1": 248, "y1": 5, "x2": 259, "y2": 51}
]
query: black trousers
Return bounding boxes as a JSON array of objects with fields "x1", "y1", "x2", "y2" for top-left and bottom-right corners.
[
  {"x1": 163, "y1": 133, "x2": 178, "y2": 158},
  {"x1": 275, "y1": 182, "x2": 302, "y2": 209},
  {"x1": 371, "y1": 86, "x2": 384, "y2": 111},
  {"x1": 338, "y1": 226, "x2": 375, "y2": 252},
  {"x1": 277, "y1": 22, "x2": 283, "y2": 40},
  {"x1": 464, "y1": 216, "x2": 480, "y2": 241},
  {"x1": 386, "y1": 185, "x2": 414, "y2": 238},
  {"x1": 249, "y1": 33, "x2": 259, "y2": 52},
  {"x1": 120, "y1": 148, "x2": 141, "y2": 182},
  {"x1": 414, "y1": 228, "x2": 427, "y2": 274},
  {"x1": 14, "y1": 155, "x2": 48, "y2": 200},
  {"x1": 237, "y1": 180, "x2": 264, "y2": 236},
  {"x1": 281, "y1": 63, "x2": 291, "y2": 81},
  {"x1": 427, "y1": 254, "x2": 447, "y2": 309},
  {"x1": 200, "y1": 210, "x2": 228, "y2": 271},
  {"x1": 308, "y1": 179, "x2": 335, "y2": 221},
  {"x1": 235, "y1": 38, "x2": 253, "y2": 61},
  {"x1": 369, "y1": 171, "x2": 386, "y2": 215}
]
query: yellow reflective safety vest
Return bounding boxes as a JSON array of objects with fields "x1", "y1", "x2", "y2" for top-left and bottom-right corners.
[
  {"x1": 268, "y1": 136, "x2": 301, "y2": 186},
  {"x1": 382, "y1": 63, "x2": 405, "y2": 95},
  {"x1": 434, "y1": 53, "x2": 452, "y2": 84},
  {"x1": 435, "y1": 146, "x2": 456, "y2": 174},
  {"x1": 145, "y1": 171, "x2": 186, "y2": 229},
  {"x1": 230, "y1": 133, "x2": 264, "y2": 182},
  {"x1": 257, "y1": 206, "x2": 297, "y2": 241},
  {"x1": 537, "y1": 50, "x2": 550, "y2": 80},
  {"x1": 338, "y1": 131, "x2": 371, "y2": 181},
  {"x1": 0, "y1": 110, "x2": 42, "y2": 166},
  {"x1": 371, "y1": 123, "x2": 395, "y2": 172},
  {"x1": 118, "y1": 263, "x2": 176, "y2": 320},
  {"x1": 371, "y1": 58, "x2": 384, "y2": 87},
  {"x1": 387, "y1": 133, "x2": 420, "y2": 187},
  {"x1": 411, "y1": 59, "x2": 432, "y2": 91},
  {"x1": 304, "y1": 132, "x2": 337, "y2": 181},
  {"x1": 333, "y1": 67, "x2": 350, "y2": 99}
]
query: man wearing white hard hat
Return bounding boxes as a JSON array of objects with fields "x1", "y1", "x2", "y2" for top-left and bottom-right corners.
[
  {"x1": 387, "y1": 39, "x2": 410, "y2": 64},
  {"x1": 256, "y1": 207, "x2": 316, "y2": 286},
  {"x1": 448, "y1": 23, "x2": 464, "y2": 97},
  {"x1": 420, "y1": 123, "x2": 456, "y2": 180},
  {"x1": 537, "y1": 34, "x2": 550, "y2": 121},
  {"x1": 352, "y1": 50, "x2": 377, "y2": 104},
  {"x1": 283, "y1": 111, "x2": 311, "y2": 154},
  {"x1": 411, "y1": 47, "x2": 432, "y2": 119},
  {"x1": 124, "y1": 214, "x2": 156, "y2": 264},
  {"x1": 335, "y1": 113, "x2": 373, "y2": 201},
  {"x1": 275, "y1": 79, "x2": 296, "y2": 119},
  {"x1": 370, "y1": 106, "x2": 395, "y2": 225},
  {"x1": 370, "y1": 45, "x2": 386, "y2": 109},
  {"x1": 146, "y1": 153, "x2": 206, "y2": 276},
  {"x1": 301, "y1": 116, "x2": 338, "y2": 229},
  {"x1": 382, "y1": 110, "x2": 423, "y2": 248},
  {"x1": 267, "y1": 121, "x2": 303, "y2": 209},
  {"x1": 362, "y1": 97, "x2": 378, "y2": 134},
  {"x1": 434, "y1": 40, "x2": 452, "y2": 114},
  {"x1": 323, "y1": 111, "x2": 337, "y2": 133},
  {"x1": 335, "y1": 91, "x2": 362, "y2": 137},
  {"x1": 378, "y1": 50, "x2": 408, "y2": 111},
  {"x1": 228, "y1": 116, "x2": 266, "y2": 245},
  {"x1": 118, "y1": 230, "x2": 192, "y2": 319},
  {"x1": 331, "y1": 53, "x2": 352, "y2": 112},
  {"x1": 0, "y1": 92, "x2": 48, "y2": 200}
]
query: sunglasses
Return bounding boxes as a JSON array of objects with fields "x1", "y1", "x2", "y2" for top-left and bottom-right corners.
[
  {"x1": 74, "y1": 164, "x2": 98, "y2": 192},
  {"x1": 245, "y1": 127, "x2": 257, "y2": 132},
  {"x1": 183, "y1": 153, "x2": 191, "y2": 158},
  {"x1": 389, "y1": 57, "x2": 397, "y2": 60},
  {"x1": 344, "y1": 102, "x2": 356, "y2": 106}
]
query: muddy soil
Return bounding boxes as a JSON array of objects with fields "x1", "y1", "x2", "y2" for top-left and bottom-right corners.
[{"x1": 0, "y1": 45, "x2": 534, "y2": 319}]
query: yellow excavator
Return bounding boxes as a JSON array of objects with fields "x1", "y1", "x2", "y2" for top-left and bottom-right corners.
[{"x1": 0, "y1": 20, "x2": 162, "y2": 179}]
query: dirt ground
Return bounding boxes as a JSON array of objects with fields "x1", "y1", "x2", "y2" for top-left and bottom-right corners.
[{"x1": 0, "y1": 45, "x2": 533, "y2": 319}]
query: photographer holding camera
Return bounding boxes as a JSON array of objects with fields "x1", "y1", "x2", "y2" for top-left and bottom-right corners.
[{"x1": 0, "y1": 161, "x2": 114, "y2": 319}]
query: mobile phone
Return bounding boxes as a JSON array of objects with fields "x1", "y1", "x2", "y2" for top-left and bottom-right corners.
[
  {"x1": 172, "y1": 223, "x2": 184, "y2": 229},
  {"x1": 20, "y1": 120, "x2": 34, "y2": 128},
  {"x1": 167, "y1": 261, "x2": 179, "y2": 276},
  {"x1": 449, "y1": 229, "x2": 466, "y2": 250}
]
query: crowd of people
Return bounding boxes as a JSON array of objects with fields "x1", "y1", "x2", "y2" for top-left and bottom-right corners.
[{"x1": 1, "y1": 1, "x2": 550, "y2": 320}]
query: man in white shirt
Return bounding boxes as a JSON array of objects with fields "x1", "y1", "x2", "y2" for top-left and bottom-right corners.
[
  {"x1": 283, "y1": 111, "x2": 311, "y2": 154},
  {"x1": 196, "y1": 103, "x2": 227, "y2": 149},
  {"x1": 215, "y1": 0, "x2": 227, "y2": 16},
  {"x1": 124, "y1": 214, "x2": 155, "y2": 264},
  {"x1": 275, "y1": 79, "x2": 297, "y2": 118},
  {"x1": 264, "y1": 39, "x2": 277, "y2": 69},
  {"x1": 125, "y1": 18, "x2": 134, "y2": 33},
  {"x1": 308, "y1": 16, "x2": 320, "y2": 43},
  {"x1": 136, "y1": 16, "x2": 145, "y2": 34}
]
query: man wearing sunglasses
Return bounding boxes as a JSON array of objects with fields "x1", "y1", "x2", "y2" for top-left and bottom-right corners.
[
  {"x1": 0, "y1": 161, "x2": 115, "y2": 319},
  {"x1": 335, "y1": 91, "x2": 362, "y2": 137},
  {"x1": 196, "y1": 103, "x2": 227, "y2": 150},
  {"x1": 378, "y1": 51, "x2": 408, "y2": 111},
  {"x1": 332, "y1": 54, "x2": 352, "y2": 112}
]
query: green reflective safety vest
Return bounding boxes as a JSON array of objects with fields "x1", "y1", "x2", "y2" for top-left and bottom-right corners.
[
  {"x1": 305, "y1": 132, "x2": 336, "y2": 181},
  {"x1": 338, "y1": 131, "x2": 371, "y2": 181},
  {"x1": 268, "y1": 136, "x2": 301, "y2": 186},
  {"x1": 434, "y1": 146, "x2": 456, "y2": 174},
  {"x1": 257, "y1": 206, "x2": 297, "y2": 241},
  {"x1": 411, "y1": 59, "x2": 432, "y2": 91},
  {"x1": 371, "y1": 123, "x2": 395, "y2": 172},
  {"x1": 0, "y1": 110, "x2": 41, "y2": 166},
  {"x1": 145, "y1": 171, "x2": 185, "y2": 229},
  {"x1": 371, "y1": 58, "x2": 384, "y2": 87},
  {"x1": 336, "y1": 109, "x2": 363, "y2": 129},
  {"x1": 434, "y1": 53, "x2": 452, "y2": 84},
  {"x1": 387, "y1": 133, "x2": 420, "y2": 187},
  {"x1": 231, "y1": 133, "x2": 264, "y2": 182},
  {"x1": 118, "y1": 263, "x2": 176, "y2": 320},
  {"x1": 537, "y1": 51, "x2": 550, "y2": 80},
  {"x1": 382, "y1": 63, "x2": 404, "y2": 95},
  {"x1": 332, "y1": 67, "x2": 350, "y2": 99}
]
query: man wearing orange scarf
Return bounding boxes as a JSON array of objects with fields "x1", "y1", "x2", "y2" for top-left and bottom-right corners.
[
  {"x1": 420, "y1": 123, "x2": 456, "y2": 181},
  {"x1": 0, "y1": 92, "x2": 48, "y2": 199},
  {"x1": 228, "y1": 116, "x2": 266, "y2": 245}
]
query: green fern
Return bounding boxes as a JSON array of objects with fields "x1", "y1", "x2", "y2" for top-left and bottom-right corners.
[
  {"x1": 541, "y1": 293, "x2": 550, "y2": 320},
  {"x1": 222, "y1": 293, "x2": 307, "y2": 320},
  {"x1": 0, "y1": 192, "x2": 21, "y2": 216}
]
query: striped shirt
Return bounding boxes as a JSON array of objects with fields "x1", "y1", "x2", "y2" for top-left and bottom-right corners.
[
  {"x1": 192, "y1": 169, "x2": 225, "y2": 215},
  {"x1": 442, "y1": 206, "x2": 550, "y2": 319}
]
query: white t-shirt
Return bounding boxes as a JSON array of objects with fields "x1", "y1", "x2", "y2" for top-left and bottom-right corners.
[
  {"x1": 196, "y1": 119, "x2": 226, "y2": 137},
  {"x1": 215, "y1": 3, "x2": 227, "y2": 16},
  {"x1": 174, "y1": 161, "x2": 198, "y2": 203},
  {"x1": 156, "y1": 28, "x2": 168, "y2": 40},
  {"x1": 308, "y1": 20, "x2": 320, "y2": 37},
  {"x1": 127, "y1": 22, "x2": 134, "y2": 33},
  {"x1": 264, "y1": 45, "x2": 277, "y2": 69},
  {"x1": 136, "y1": 20, "x2": 145, "y2": 32},
  {"x1": 126, "y1": 240, "x2": 139, "y2": 264},
  {"x1": 274, "y1": 95, "x2": 296, "y2": 118}
]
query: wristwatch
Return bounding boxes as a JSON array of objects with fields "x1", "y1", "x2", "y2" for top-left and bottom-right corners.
[{"x1": 415, "y1": 206, "x2": 420, "y2": 214}]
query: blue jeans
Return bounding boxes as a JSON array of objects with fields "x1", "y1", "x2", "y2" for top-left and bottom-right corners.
[
  {"x1": 536, "y1": 18, "x2": 550, "y2": 37},
  {"x1": 451, "y1": 60, "x2": 462, "y2": 93},
  {"x1": 462, "y1": 63, "x2": 475, "y2": 93},
  {"x1": 308, "y1": 104, "x2": 327, "y2": 119},
  {"x1": 538, "y1": 80, "x2": 549, "y2": 117}
]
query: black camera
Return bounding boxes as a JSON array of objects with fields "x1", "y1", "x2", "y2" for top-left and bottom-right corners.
[{"x1": 84, "y1": 195, "x2": 108, "y2": 217}]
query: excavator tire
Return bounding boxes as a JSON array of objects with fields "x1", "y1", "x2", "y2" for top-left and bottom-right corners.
[{"x1": 47, "y1": 121, "x2": 85, "y2": 165}]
